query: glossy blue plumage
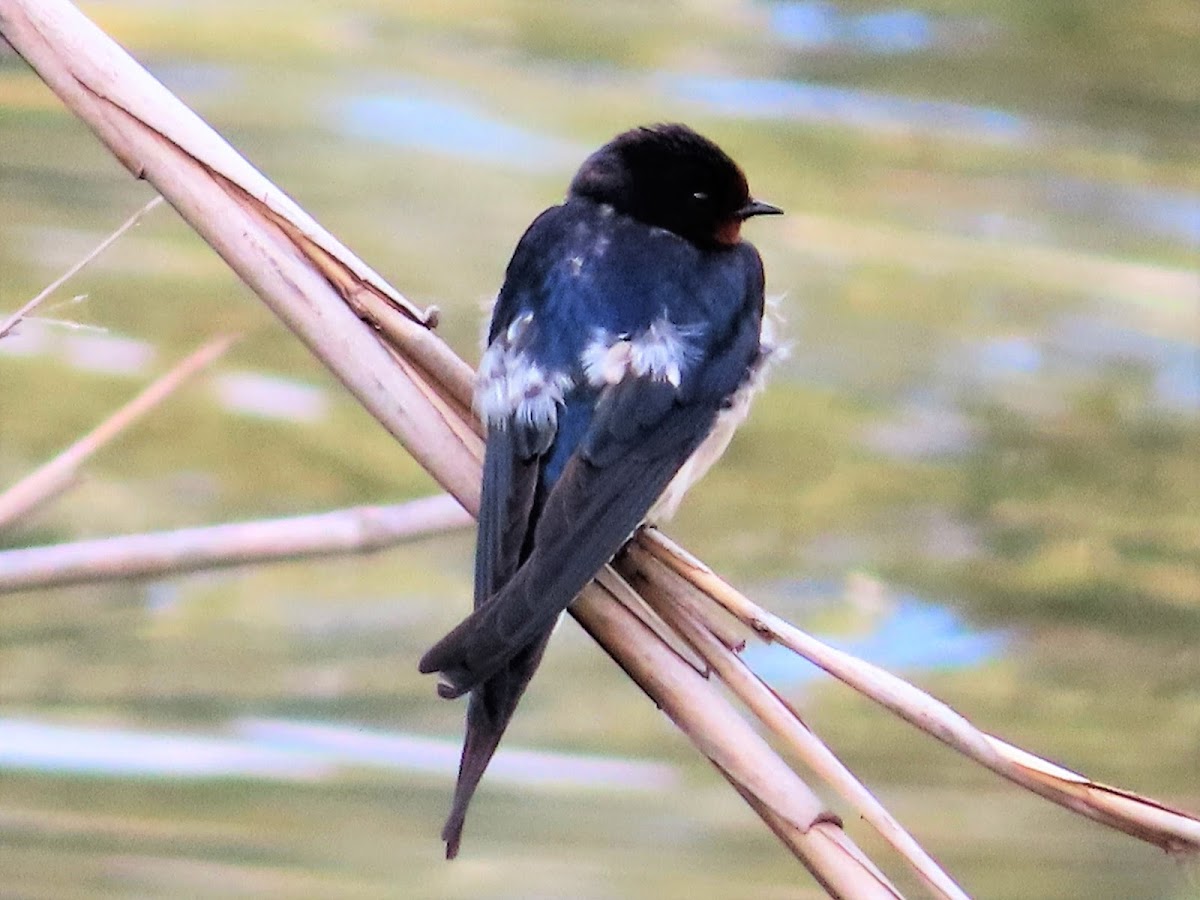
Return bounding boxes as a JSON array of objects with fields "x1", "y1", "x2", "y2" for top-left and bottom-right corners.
[
  {"x1": 418, "y1": 124, "x2": 779, "y2": 857},
  {"x1": 491, "y1": 197, "x2": 766, "y2": 486}
]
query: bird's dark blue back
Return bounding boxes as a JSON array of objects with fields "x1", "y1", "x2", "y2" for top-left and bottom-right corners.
[{"x1": 491, "y1": 196, "x2": 765, "y2": 489}]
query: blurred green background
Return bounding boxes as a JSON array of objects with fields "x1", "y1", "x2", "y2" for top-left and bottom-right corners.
[{"x1": 0, "y1": 1, "x2": 1197, "y2": 897}]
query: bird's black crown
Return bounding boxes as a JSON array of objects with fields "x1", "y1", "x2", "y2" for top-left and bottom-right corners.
[{"x1": 568, "y1": 124, "x2": 774, "y2": 247}]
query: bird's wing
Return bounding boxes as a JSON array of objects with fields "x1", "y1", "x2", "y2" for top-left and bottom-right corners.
[
  {"x1": 471, "y1": 209, "x2": 570, "y2": 606},
  {"x1": 437, "y1": 210, "x2": 573, "y2": 858},
  {"x1": 420, "y1": 289, "x2": 764, "y2": 698},
  {"x1": 439, "y1": 622, "x2": 551, "y2": 858},
  {"x1": 438, "y1": 417, "x2": 552, "y2": 859},
  {"x1": 473, "y1": 404, "x2": 546, "y2": 607}
]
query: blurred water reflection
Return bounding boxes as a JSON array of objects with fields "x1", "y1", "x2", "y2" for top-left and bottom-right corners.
[
  {"x1": 769, "y1": 3, "x2": 943, "y2": 54},
  {"x1": 0, "y1": 717, "x2": 678, "y2": 790},
  {"x1": 661, "y1": 72, "x2": 1031, "y2": 144},
  {"x1": 1, "y1": 0, "x2": 1197, "y2": 897},
  {"x1": 337, "y1": 91, "x2": 581, "y2": 170},
  {"x1": 744, "y1": 592, "x2": 1007, "y2": 684}
]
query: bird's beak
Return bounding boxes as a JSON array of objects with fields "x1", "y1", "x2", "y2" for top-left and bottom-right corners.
[{"x1": 737, "y1": 198, "x2": 784, "y2": 220}]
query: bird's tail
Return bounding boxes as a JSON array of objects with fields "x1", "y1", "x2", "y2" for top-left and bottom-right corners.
[{"x1": 441, "y1": 628, "x2": 552, "y2": 859}]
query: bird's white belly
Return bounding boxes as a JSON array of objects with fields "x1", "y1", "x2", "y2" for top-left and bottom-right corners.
[
  {"x1": 646, "y1": 379, "x2": 756, "y2": 525},
  {"x1": 644, "y1": 312, "x2": 779, "y2": 526}
]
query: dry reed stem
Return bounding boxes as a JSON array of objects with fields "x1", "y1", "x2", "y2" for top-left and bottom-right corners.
[
  {"x1": 728, "y1": 780, "x2": 903, "y2": 899},
  {"x1": 0, "y1": 2, "x2": 901, "y2": 893},
  {"x1": 573, "y1": 578, "x2": 903, "y2": 899},
  {"x1": 0, "y1": 494, "x2": 472, "y2": 593},
  {"x1": 635, "y1": 529, "x2": 1200, "y2": 858},
  {"x1": 594, "y1": 565, "x2": 711, "y2": 676},
  {"x1": 0, "y1": 195, "x2": 163, "y2": 340},
  {"x1": 0, "y1": 334, "x2": 235, "y2": 531},
  {"x1": 0, "y1": 0, "x2": 485, "y2": 511},
  {"x1": 625, "y1": 547, "x2": 970, "y2": 900}
]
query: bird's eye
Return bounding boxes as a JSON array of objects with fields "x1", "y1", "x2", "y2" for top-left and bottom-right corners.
[{"x1": 692, "y1": 191, "x2": 708, "y2": 202}]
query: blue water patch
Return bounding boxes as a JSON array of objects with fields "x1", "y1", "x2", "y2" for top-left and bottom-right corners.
[
  {"x1": 948, "y1": 322, "x2": 1197, "y2": 415},
  {"x1": 333, "y1": 91, "x2": 581, "y2": 172},
  {"x1": 1154, "y1": 358, "x2": 1200, "y2": 413},
  {"x1": 976, "y1": 336, "x2": 1044, "y2": 379},
  {"x1": 0, "y1": 321, "x2": 338, "y2": 424},
  {"x1": 854, "y1": 10, "x2": 934, "y2": 53},
  {"x1": 771, "y1": 1, "x2": 840, "y2": 48},
  {"x1": 149, "y1": 61, "x2": 238, "y2": 96},
  {"x1": 237, "y1": 719, "x2": 676, "y2": 790},
  {"x1": 860, "y1": 402, "x2": 978, "y2": 459},
  {"x1": 1051, "y1": 314, "x2": 1200, "y2": 413},
  {"x1": 0, "y1": 718, "x2": 332, "y2": 780},
  {"x1": 1135, "y1": 189, "x2": 1200, "y2": 245},
  {"x1": 770, "y1": 2, "x2": 935, "y2": 54},
  {"x1": 660, "y1": 73, "x2": 1031, "y2": 145},
  {"x1": 1040, "y1": 176, "x2": 1200, "y2": 247},
  {"x1": 212, "y1": 370, "x2": 330, "y2": 423},
  {"x1": 742, "y1": 594, "x2": 1006, "y2": 687},
  {"x1": 0, "y1": 717, "x2": 677, "y2": 788}
]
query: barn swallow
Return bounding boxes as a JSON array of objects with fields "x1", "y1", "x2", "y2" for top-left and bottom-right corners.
[{"x1": 419, "y1": 123, "x2": 781, "y2": 857}]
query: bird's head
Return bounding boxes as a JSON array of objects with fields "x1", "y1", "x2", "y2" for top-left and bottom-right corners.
[{"x1": 568, "y1": 123, "x2": 782, "y2": 248}]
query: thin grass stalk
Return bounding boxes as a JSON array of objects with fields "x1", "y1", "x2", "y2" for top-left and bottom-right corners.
[
  {"x1": 0, "y1": 334, "x2": 235, "y2": 531},
  {"x1": 0, "y1": 2, "x2": 895, "y2": 891},
  {"x1": 0, "y1": 195, "x2": 163, "y2": 340},
  {"x1": 0, "y1": 494, "x2": 472, "y2": 593}
]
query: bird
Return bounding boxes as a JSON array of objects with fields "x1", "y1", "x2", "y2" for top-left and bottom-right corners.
[{"x1": 419, "y1": 123, "x2": 782, "y2": 858}]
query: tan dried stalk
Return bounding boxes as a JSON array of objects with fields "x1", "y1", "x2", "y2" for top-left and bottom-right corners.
[
  {"x1": 0, "y1": 494, "x2": 472, "y2": 593},
  {"x1": 2, "y1": 1, "x2": 1196, "y2": 895},
  {"x1": 0, "y1": 334, "x2": 235, "y2": 531},
  {"x1": 634, "y1": 530, "x2": 1200, "y2": 857},
  {"x1": 623, "y1": 549, "x2": 970, "y2": 900}
]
